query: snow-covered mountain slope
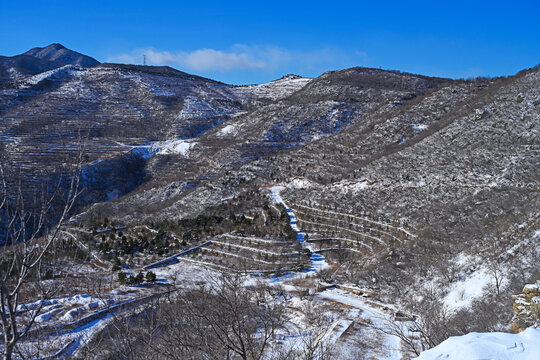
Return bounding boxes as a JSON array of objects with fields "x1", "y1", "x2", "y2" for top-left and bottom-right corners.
[
  {"x1": 234, "y1": 74, "x2": 312, "y2": 101},
  {"x1": 1, "y1": 44, "x2": 539, "y2": 359},
  {"x1": 87, "y1": 66, "x2": 451, "y2": 226},
  {"x1": 0, "y1": 63, "x2": 241, "y2": 167}
]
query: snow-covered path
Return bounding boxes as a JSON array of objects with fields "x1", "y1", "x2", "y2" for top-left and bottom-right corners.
[
  {"x1": 267, "y1": 186, "x2": 404, "y2": 358},
  {"x1": 268, "y1": 186, "x2": 329, "y2": 272},
  {"x1": 219, "y1": 233, "x2": 289, "y2": 245},
  {"x1": 211, "y1": 239, "x2": 297, "y2": 257}
]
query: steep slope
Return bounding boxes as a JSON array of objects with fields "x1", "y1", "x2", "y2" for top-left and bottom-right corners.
[
  {"x1": 1, "y1": 44, "x2": 539, "y2": 353},
  {"x1": 86, "y1": 67, "x2": 451, "y2": 222},
  {"x1": 91, "y1": 66, "x2": 539, "y2": 336},
  {"x1": 276, "y1": 67, "x2": 540, "y2": 335},
  {"x1": 285, "y1": 67, "x2": 539, "y2": 258},
  {"x1": 0, "y1": 65, "x2": 255, "y2": 224}
]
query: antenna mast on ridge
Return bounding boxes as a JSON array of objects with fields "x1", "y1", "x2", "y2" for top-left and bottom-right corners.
[{"x1": 143, "y1": 54, "x2": 146, "y2": 66}]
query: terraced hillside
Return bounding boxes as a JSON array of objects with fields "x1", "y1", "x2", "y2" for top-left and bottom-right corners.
[
  {"x1": 1, "y1": 45, "x2": 539, "y2": 353},
  {"x1": 289, "y1": 201, "x2": 415, "y2": 256},
  {"x1": 177, "y1": 234, "x2": 309, "y2": 273}
]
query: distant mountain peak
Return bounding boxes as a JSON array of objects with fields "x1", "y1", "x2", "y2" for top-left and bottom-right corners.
[
  {"x1": 279, "y1": 74, "x2": 303, "y2": 81},
  {"x1": 45, "y1": 43, "x2": 66, "y2": 50},
  {"x1": 23, "y1": 43, "x2": 99, "y2": 68}
]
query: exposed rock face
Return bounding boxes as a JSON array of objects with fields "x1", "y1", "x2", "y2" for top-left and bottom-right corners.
[{"x1": 512, "y1": 282, "x2": 540, "y2": 332}]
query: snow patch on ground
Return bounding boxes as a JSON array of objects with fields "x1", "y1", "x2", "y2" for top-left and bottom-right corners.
[
  {"x1": 115, "y1": 139, "x2": 197, "y2": 158},
  {"x1": 236, "y1": 75, "x2": 312, "y2": 101},
  {"x1": 443, "y1": 266, "x2": 492, "y2": 312},
  {"x1": 331, "y1": 180, "x2": 370, "y2": 191},
  {"x1": 524, "y1": 283, "x2": 540, "y2": 293},
  {"x1": 218, "y1": 124, "x2": 237, "y2": 136},
  {"x1": 151, "y1": 139, "x2": 196, "y2": 156},
  {"x1": 415, "y1": 326, "x2": 540, "y2": 360},
  {"x1": 411, "y1": 124, "x2": 428, "y2": 132},
  {"x1": 18, "y1": 294, "x2": 92, "y2": 312},
  {"x1": 289, "y1": 177, "x2": 311, "y2": 189},
  {"x1": 22, "y1": 65, "x2": 77, "y2": 86}
]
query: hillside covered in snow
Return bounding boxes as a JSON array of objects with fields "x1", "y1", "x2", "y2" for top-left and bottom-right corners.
[{"x1": 0, "y1": 44, "x2": 538, "y2": 359}]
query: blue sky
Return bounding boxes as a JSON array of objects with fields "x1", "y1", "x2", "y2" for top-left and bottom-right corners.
[{"x1": 1, "y1": 0, "x2": 539, "y2": 84}]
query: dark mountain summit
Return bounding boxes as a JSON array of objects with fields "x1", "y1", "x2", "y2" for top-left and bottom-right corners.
[
  {"x1": 23, "y1": 43, "x2": 100, "y2": 67},
  {"x1": 0, "y1": 43, "x2": 99, "y2": 80}
]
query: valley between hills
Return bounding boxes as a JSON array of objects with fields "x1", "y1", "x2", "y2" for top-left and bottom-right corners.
[{"x1": 0, "y1": 44, "x2": 538, "y2": 359}]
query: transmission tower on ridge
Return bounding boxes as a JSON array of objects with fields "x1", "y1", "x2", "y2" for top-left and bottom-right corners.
[{"x1": 143, "y1": 54, "x2": 146, "y2": 66}]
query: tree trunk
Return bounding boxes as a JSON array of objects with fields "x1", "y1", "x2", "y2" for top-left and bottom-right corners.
[{"x1": 4, "y1": 344, "x2": 13, "y2": 360}]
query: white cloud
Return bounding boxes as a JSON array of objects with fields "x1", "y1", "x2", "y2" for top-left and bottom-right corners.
[
  {"x1": 107, "y1": 45, "x2": 368, "y2": 74},
  {"x1": 109, "y1": 53, "x2": 139, "y2": 64},
  {"x1": 108, "y1": 46, "x2": 268, "y2": 71},
  {"x1": 355, "y1": 50, "x2": 369, "y2": 60}
]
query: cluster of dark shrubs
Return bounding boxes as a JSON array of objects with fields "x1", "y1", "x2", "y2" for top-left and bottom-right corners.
[
  {"x1": 88, "y1": 189, "x2": 297, "y2": 258},
  {"x1": 117, "y1": 271, "x2": 156, "y2": 285},
  {"x1": 97, "y1": 230, "x2": 175, "y2": 257}
]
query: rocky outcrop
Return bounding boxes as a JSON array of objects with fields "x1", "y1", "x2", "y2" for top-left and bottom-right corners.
[{"x1": 512, "y1": 282, "x2": 540, "y2": 332}]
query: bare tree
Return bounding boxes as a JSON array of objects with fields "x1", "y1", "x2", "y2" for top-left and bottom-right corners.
[
  {"x1": 0, "y1": 156, "x2": 82, "y2": 360},
  {"x1": 81, "y1": 271, "x2": 286, "y2": 360},
  {"x1": 166, "y1": 273, "x2": 285, "y2": 360},
  {"x1": 375, "y1": 317, "x2": 423, "y2": 356},
  {"x1": 487, "y1": 259, "x2": 506, "y2": 297},
  {"x1": 374, "y1": 288, "x2": 452, "y2": 357},
  {"x1": 296, "y1": 301, "x2": 335, "y2": 360}
]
